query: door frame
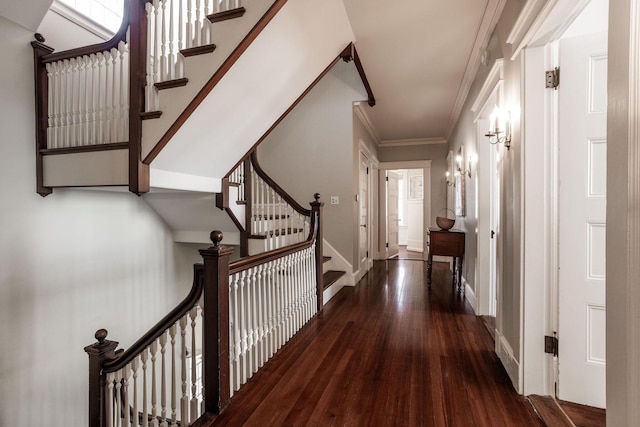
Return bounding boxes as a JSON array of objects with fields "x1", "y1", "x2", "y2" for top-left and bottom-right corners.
[
  {"x1": 470, "y1": 59, "x2": 505, "y2": 318},
  {"x1": 378, "y1": 160, "x2": 432, "y2": 260},
  {"x1": 358, "y1": 148, "x2": 373, "y2": 275}
]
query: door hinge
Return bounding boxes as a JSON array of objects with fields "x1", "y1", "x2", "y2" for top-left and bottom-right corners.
[
  {"x1": 545, "y1": 67, "x2": 560, "y2": 90},
  {"x1": 366, "y1": 250, "x2": 369, "y2": 258},
  {"x1": 367, "y1": 167, "x2": 369, "y2": 174},
  {"x1": 545, "y1": 333, "x2": 559, "y2": 356},
  {"x1": 386, "y1": 242, "x2": 389, "y2": 248},
  {"x1": 386, "y1": 176, "x2": 389, "y2": 182}
]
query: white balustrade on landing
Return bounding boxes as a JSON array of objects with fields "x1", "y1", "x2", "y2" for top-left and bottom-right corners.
[
  {"x1": 229, "y1": 161, "x2": 245, "y2": 204},
  {"x1": 228, "y1": 244, "x2": 317, "y2": 395},
  {"x1": 103, "y1": 305, "x2": 204, "y2": 427},
  {"x1": 145, "y1": 0, "x2": 243, "y2": 112},
  {"x1": 250, "y1": 168, "x2": 311, "y2": 251},
  {"x1": 46, "y1": 34, "x2": 130, "y2": 149}
]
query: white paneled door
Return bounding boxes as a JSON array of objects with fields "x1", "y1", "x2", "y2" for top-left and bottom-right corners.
[
  {"x1": 557, "y1": 30, "x2": 607, "y2": 408},
  {"x1": 387, "y1": 171, "x2": 400, "y2": 258}
]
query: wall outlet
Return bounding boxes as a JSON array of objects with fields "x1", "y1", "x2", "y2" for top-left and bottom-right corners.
[{"x1": 330, "y1": 196, "x2": 339, "y2": 205}]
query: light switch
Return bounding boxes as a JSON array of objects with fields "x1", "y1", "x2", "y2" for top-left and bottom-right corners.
[{"x1": 330, "y1": 196, "x2": 339, "y2": 205}]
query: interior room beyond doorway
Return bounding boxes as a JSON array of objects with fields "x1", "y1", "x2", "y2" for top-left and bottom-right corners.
[{"x1": 389, "y1": 168, "x2": 424, "y2": 260}]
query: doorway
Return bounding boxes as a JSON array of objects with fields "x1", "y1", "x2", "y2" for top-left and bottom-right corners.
[
  {"x1": 388, "y1": 169, "x2": 424, "y2": 260},
  {"x1": 378, "y1": 161, "x2": 431, "y2": 261}
]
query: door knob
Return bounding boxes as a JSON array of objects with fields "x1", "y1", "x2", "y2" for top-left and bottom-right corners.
[{"x1": 491, "y1": 230, "x2": 495, "y2": 239}]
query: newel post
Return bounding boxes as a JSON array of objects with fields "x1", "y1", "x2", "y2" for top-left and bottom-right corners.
[
  {"x1": 31, "y1": 33, "x2": 54, "y2": 197},
  {"x1": 311, "y1": 193, "x2": 324, "y2": 311},
  {"x1": 199, "y1": 231, "x2": 234, "y2": 414},
  {"x1": 84, "y1": 329, "x2": 119, "y2": 427}
]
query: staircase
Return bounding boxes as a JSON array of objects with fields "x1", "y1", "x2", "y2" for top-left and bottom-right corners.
[{"x1": 31, "y1": 0, "x2": 359, "y2": 197}]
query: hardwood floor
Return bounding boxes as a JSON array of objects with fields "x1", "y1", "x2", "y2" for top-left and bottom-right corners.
[{"x1": 203, "y1": 260, "x2": 543, "y2": 426}]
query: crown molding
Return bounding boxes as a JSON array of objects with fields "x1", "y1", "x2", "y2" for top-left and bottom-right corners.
[
  {"x1": 445, "y1": 0, "x2": 507, "y2": 140},
  {"x1": 378, "y1": 137, "x2": 447, "y2": 147},
  {"x1": 353, "y1": 102, "x2": 381, "y2": 145}
]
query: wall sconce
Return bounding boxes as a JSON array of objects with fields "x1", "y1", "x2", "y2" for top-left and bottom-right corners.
[
  {"x1": 466, "y1": 153, "x2": 476, "y2": 178},
  {"x1": 485, "y1": 106, "x2": 511, "y2": 150},
  {"x1": 445, "y1": 171, "x2": 455, "y2": 186}
]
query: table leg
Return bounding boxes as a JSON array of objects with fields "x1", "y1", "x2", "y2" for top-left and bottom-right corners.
[
  {"x1": 452, "y1": 257, "x2": 457, "y2": 291},
  {"x1": 427, "y1": 255, "x2": 433, "y2": 288}
]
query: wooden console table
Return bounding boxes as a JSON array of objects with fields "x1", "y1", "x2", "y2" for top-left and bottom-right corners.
[{"x1": 427, "y1": 228, "x2": 465, "y2": 293}]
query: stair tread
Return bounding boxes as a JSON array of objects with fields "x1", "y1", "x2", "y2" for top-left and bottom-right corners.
[
  {"x1": 180, "y1": 43, "x2": 217, "y2": 57},
  {"x1": 323, "y1": 256, "x2": 331, "y2": 264},
  {"x1": 208, "y1": 7, "x2": 246, "y2": 23},
  {"x1": 323, "y1": 270, "x2": 345, "y2": 290}
]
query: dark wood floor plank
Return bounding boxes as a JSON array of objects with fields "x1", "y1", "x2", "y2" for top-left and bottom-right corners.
[
  {"x1": 559, "y1": 400, "x2": 606, "y2": 427},
  {"x1": 205, "y1": 260, "x2": 544, "y2": 426}
]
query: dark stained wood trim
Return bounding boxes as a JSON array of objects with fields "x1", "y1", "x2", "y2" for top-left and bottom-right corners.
[
  {"x1": 528, "y1": 395, "x2": 573, "y2": 427},
  {"x1": 31, "y1": 37, "x2": 55, "y2": 197},
  {"x1": 140, "y1": 111, "x2": 162, "y2": 120},
  {"x1": 200, "y1": 240, "x2": 235, "y2": 413},
  {"x1": 216, "y1": 177, "x2": 230, "y2": 209},
  {"x1": 230, "y1": 213, "x2": 318, "y2": 275},
  {"x1": 340, "y1": 42, "x2": 376, "y2": 107},
  {"x1": 310, "y1": 195, "x2": 324, "y2": 310},
  {"x1": 154, "y1": 78, "x2": 189, "y2": 90},
  {"x1": 323, "y1": 270, "x2": 345, "y2": 290},
  {"x1": 103, "y1": 264, "x2": 205, "y2": 371},
  {"x1": 224, "y1": 207, "x2": 246, "y2": 233},
  {"x1": 181, "y1": 43, "x2": 217, "y2": 57},
  {"x1": 250, "y1": 151, "x2": 311, "y2": 216},
  {"x1": 40, "y1": 142, "x2": 129, "y2": 155},
  {"x1": 208, "y1": 7, "x2": 246, "y2": 23},
  {"x1": 128, "y1": 0, "x2": 150, "y2": 195},
  {"x1": 41, "y1": 0, "x2": 133, "y2": 63},
  {"x1": 143, "y1": 0, "x2": 289, "y2": 164}
]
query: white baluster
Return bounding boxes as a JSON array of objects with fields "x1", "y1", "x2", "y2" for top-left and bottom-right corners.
[
  {"x1": 71, "y1": 57, "x2": 81, "y2": 146},
  {"x1": 151, "y1": 340, "x2": 159, "y2": 427},
  {"x1": 189, "y1": 306, "x2": 198, "y2": 422},
  {"x1": 202, "y1": 0, "x2": 211, "y2": 45},
  {"x1": 194, "y1": 0, "x2": 202, "y2": 47},
  {"x1": 110, "y1": 48, "x2": 119, "y2": 143},
  {"x1": 145, "y1": 2, "x2": 154, "y2": 112},
  {"x1": 82, "y1": 56, "x2": 91, "y2": 144},
  {"x1": 114, "y1": 370, "x2": 123, "y2": 427},
  {"x1": 123, "y1": 365, "x2": 131, "y2": 427},
  {"x1": 248, "y1": 267, "x2": 257, "y2": 375},
  {"x1": 90, "y1": 54, "x2": 98, "y2": 145},
  {"x1": 160, "y1": 0, "x2": 168, "y2": 82},
  {"x1": 132, "y1": 358, "x2": 139, "y2": 427},
  {"x1": 177, "y1": 0, "x2": 184, "y2": 79},
  {"x1": 118, "y1": 42, "x2": 127, "y2": 141},
  {"x1": 168, "y1": 0, "x2": 175, "y2": 81},
  {"x1": 186, "y1": 0, "x2": 193, "y2": 49},
  {"x1": 141, "y1": 349, "x2": 149, "y2": 427},
  {"x1": 159, "y1": 331, "x2": 168, "y2": 427},
  {"x1": 46, "y1": 63, "x2": 54, "y2": 148},
  {"x1": 105, "y1": 373, "x2": 115, "y2": 427},
  {"x1": 232, "y1": 273, "x2": 241, "y2": 391},
  {"x1": 180, "y1": 314, "x2": 188, "y2": 423},
  {"x1": 256, "y1": 264, "x2": 265, "y2": 369},
  {"x1": 59, "y1": 59, "x2": 68, "y2": 147},
  {"x1": 104, "y1": 51, "x2": 112, "y2": 144},
  {"x1": 169, "y1": 324, "x2": 178, "y2": 427},
  {"x1": 96, "y1": 52, "x2": 105, "y2": 144}
]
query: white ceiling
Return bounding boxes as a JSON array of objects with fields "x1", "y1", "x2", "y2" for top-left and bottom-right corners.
[{"x1": 342, "y1": 0, "x2": 505, "y2": 144}]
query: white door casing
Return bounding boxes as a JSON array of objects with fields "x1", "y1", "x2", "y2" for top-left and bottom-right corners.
[
  {"x1": 387, "y1": 171, "x2": 400, "y2": 258},
  {"x1": 359, "y1": 151, "x2": 370, "y2": 273},
  {"x1": 557, "y1": 30, "x2": 607, "y2": 408}
]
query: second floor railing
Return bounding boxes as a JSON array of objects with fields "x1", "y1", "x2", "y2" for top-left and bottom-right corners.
[{"x1": 220, "y1": 150, "x2": 312, "y2": 255}]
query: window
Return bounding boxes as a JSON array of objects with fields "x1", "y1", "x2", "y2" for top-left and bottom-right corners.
[{"x1": 53, "y1": 0, "x2": 125, "y2": 39}]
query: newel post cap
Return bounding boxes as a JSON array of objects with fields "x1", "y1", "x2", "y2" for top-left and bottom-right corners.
[
  {"x1": 84, "y1": 329, "x2": 118, "y2": 356},
  {"x1": 310, "y1": 193, "x2": 324, "y2": 208}
]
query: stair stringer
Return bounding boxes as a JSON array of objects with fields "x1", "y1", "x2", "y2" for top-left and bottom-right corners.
[
  {"x1": 322, "y1": 238, "x2": 353, "y2": 304},
  {"x1": 147, "y1": 0, "x2": 356, "y2": 191}
]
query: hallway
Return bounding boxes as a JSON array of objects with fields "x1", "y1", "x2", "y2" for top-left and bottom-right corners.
[{"x1": 204, "y1": 260, "x2": 543, "y2": 426}]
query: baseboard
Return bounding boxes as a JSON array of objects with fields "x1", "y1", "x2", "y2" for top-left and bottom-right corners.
[
  {"x1": 463, "y1": 277, "x2": 477, "y2": 314},
  {"x1": 495, "y1": 329, "x2": 521, "y2": 393},
  {"x1": 406, "y1": 246, "x2": 424, "y2": 253},
  {"x1": 323, "y1": 281, "x2": 345, "y2": 304}
]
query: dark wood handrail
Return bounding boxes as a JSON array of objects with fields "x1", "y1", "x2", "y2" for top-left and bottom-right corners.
[
  {"x1": 249, "y1": 151, "x2": 312, "y2": 216},
  {"x1": 42, "y1": 0, "x2": 134, "y2": 63},
  {"x1": 103, "y1": 263, "x2": 204, "y2": 372},
  {"x1": 229, "y1": 210, "x2": 318, "y2": 275}
]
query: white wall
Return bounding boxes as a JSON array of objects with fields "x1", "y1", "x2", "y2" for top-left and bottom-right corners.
[
  {"x1": 0, "y1": 15, "x2": 200, "y2": 426},
  {"x1": 257, "y1": 59, "x2": 371, "y2": 269}
]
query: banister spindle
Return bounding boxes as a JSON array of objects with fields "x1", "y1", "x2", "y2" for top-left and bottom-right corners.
[{"x1": 199, "y1": 230, "x2": 234, "y2": 413}]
